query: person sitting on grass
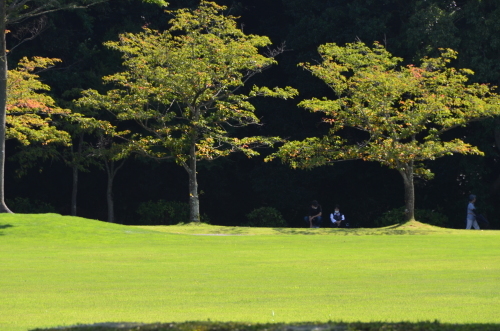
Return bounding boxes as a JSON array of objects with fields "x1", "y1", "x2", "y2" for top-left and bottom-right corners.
[
  {"x1": 330, "y1": 205, "x2": 345, "y2": 228},
  {"x1": 304, "y1": 200, "x2": 322, "y2": 228}
]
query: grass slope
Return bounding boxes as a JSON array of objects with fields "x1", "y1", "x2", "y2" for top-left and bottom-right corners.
[
  {"x1": 136, "y1": 220, "x2": 460, "y2": 235},
  {"x1": 0, "y1": 214, "x2": 499, "y2": 331}
]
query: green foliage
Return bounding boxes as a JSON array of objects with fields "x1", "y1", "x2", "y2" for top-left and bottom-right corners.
[
  {"x1": 141, "y1": 0, "x2": 168, "y2": 6},
  {"x1": 79, "y1": 0, "x2": 297, "y2": 165},
  {"x1": 6, "y1": 56, "x2": 113, "y2": 148},
  {"x1": 136, "y1": 199, "x2": 210, "y2": 225},
  {"x1": 375, "y1": 206, "x2": 449, "y2": 227},
  {"x1": 244, "y1": 206, "x2": 287, "y2": 227},
  {"x1": 79, "y1": 0, "x2": 297, "y2": 223},
  {"x1": 271, "y1": 42, "x2": 500, "y2": 171},
  {"x1": 269, "y1": 41, "x2": 500, "y2": 221},
  {"x1": 401, "y1": 1, "x2": 461, "y2": 61},
  {"x1": 6, "y1": 57, "x2": 72, "y2": 146},
  {"x1": 5, "y1": 197, "x2": 56, "y2": 214}
]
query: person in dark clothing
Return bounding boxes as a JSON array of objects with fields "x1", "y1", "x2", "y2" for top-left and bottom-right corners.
[{"x1": 304, "y1": 200, "x2": 322, "y2": 228}]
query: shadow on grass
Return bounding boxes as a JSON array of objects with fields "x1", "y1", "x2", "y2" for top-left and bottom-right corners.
[
  {"x1": 273, "y1": 226, "x2": 434, "y2": 236},
  {"x1": 32, "y1": 321, "x2": 500, "y2": 331},
  {"x1": 190, "y1": 227, "x2": 251, "y2": 236},
  {"x1": 284, "y1": 220, "x2": 450, "y2": 236},
  {"x1": 158, "y1": 220, "x2": 450, "y2": 236},
  {"x1": 0, "y1": 223, "x2": 13, "y2": 235}
]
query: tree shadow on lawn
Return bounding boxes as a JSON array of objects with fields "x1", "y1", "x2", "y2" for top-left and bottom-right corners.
[
  {"x1": 182, "y1": 227, "x2": 251, "y2": 236},
  {"x1": 0, "y1": 223, "x2": 13, "y2": 236},
  {"x1": 273, "y1": 228, "x2": 423, "y2": 236},
  {"x1": 157, "y1": 220, "x2": 451, "y2": 236},
  {"x1": 32, "y1": 321, "x2": 500, "y2": 331},
  {"x1": 273, "y1": 221, "x2": 448, "y2": 236}
]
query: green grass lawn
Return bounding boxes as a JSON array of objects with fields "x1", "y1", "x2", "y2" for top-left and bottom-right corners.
[{"x1": 1, "y1": 214, "x2": 499, "y2": 331}]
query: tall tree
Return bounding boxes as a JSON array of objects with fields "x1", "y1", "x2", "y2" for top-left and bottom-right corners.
[
  {"x1": 0, "y1": 0, "x2": 115, "y2": 213},
  {"x1": 0, "y1": 0, "x2": 170, "y2": 214},
  {"x1": 269, "y1": 41, "x2": 500, "y2": 221},
  {"x1": 5, "y1": 55, "x2": 93, "y2": 215},
  {"x1": 6, "y1": 55, "x2": 115, "y2": 217},
  {"x1": 80, "y1": 1, "x2": 297, "y2": 223}
]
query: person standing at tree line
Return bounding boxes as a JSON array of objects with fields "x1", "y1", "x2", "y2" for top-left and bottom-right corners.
[
  {"x1": 304, "y1": 200, "x2": 322, "y2": 228},
  {"x1": 466, "y1": 194, "x2": 480, "y2": 230},
  {"x1": 465, "y1": 194, "x2": 490, "y2": 230}
]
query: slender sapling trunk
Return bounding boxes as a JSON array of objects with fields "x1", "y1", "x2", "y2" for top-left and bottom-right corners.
[
  {"x1": 71, "y1": 134, "x2": 84, "y2": 216},
  {"x1": 0, "y1": 3, "x2": 12, "y2": 213},
  {"x1": 106, "y1": 165, "x2": 114, "y2": 223}
]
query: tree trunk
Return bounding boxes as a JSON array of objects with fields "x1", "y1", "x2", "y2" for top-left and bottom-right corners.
[
  {"x1": 106, "y1": 163, "x2": 114, "y2": 223},
  {"x1": 0, "y1": 3, "x2": 12, "y2": 213},
  {"x1": 104, "y1": 159, "x2": 125, "y2": 223},
  {"x1": 70, "y1": 134, "x2": 84, "y2": 216},
  {"x1": 71, "y1": 162, "x2": 78, "y2": 216},
  {"x1": 492, "y1": 119, "x2": 500, "y2": 193},
  {"x1": 399, "y1": 162, "x2": 415, "y2": 222},
  {"x1": 188, "y1": 142, "x2": 200, "y2": 223}
]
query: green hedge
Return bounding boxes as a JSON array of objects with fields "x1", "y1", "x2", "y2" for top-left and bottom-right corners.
[
  {"x1": 136, "y1": 200, "x2": 210, "y2": 225},
  {"x1": 244, "y1": 207, "x2": 287, "y2": 227}
]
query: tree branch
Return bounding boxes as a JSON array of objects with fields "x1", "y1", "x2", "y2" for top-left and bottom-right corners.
[{"x1": 6, "y1": 0, "x2": 108, "y2": 25}]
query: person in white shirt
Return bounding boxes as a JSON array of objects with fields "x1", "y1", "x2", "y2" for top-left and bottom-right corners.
[
  {"x1": 466, "y1": 194, "x2": 480, "y2": 230},
  {"x1": 330, "y1": 205, "x2": 345, "y2": 228}
]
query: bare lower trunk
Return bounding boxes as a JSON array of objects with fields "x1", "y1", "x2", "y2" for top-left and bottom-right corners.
[
  {"x1": 0, "y1": 4, "x2": 12, "y2": 213},
  {"x1": 493, "y1": 119, "x2": 500, "y2": 193},
  {"x1": 399, "y1": 162, "x2": 415, "y2": 222},
  {"x1": 104, "y1": 159, "x2": 125, "y2": 223},
  {"x1": 188, "y1": 143, "x2": 200, "y2": 223},
  {"x1": 71, "y1": 163, "x2": 78, "y2": 216},
  {"x1": 70, "y1": 134, "x2": 83, "y2": 216},
  {"x1": 106, "y1": 171, "x2": 114, "y2": 223}
]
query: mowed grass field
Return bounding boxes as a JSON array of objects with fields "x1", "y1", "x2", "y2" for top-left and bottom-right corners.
[{"x1": 0, "y1": 214, "x2": 499, "y2": 331}]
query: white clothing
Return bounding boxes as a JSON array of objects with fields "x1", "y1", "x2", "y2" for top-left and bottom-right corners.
[
  {"x1": 466, "y1": 219, "x2": 480, "y2": 230},
  {"x1": 330, "y1": 212, "x2": 345, "y2": 223},
  {"x1": 466, "y1": 202, "x2": 480, "y2": 229},
  {"x1": 467, "y1": 202, "x2": 476, "y2": 220}
]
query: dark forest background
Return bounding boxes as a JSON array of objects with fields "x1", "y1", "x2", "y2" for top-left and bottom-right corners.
[{"x1": 5, "y1": 0, "x2": 500, "y2": 228}]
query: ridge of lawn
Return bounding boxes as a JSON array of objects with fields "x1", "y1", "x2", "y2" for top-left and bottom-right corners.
[
  {"x1": 1, "y1": 214, "x2": 499, "y2": 331},
  {"x1": 136, "y1": 219, "x2": 488, "y2": 236}
]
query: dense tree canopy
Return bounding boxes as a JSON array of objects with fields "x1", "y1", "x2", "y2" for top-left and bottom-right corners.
[
  {"x1": 269, "y1": 41, "x2": 500, "y2": 221},
  {"x1": 79, "y1": 1, "x2": 297, "y2": 222},
  {"x1": 3, "y1": 0, "x2": 500, "y2": 229}
]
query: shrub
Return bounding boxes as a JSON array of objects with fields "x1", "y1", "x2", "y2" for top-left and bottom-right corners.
[
  {"x1": 137, "y1": 200, "x2": 210, "y2": 225},
  {"x1": 245, "y1": 207, "x2": 287, "y2": 227},
  {"x1": 6, "y1": 197, "x2": 56, "y2": 214},
  {"x1": 375, "y1": 206, "x2": 449, "y2": 227}
]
